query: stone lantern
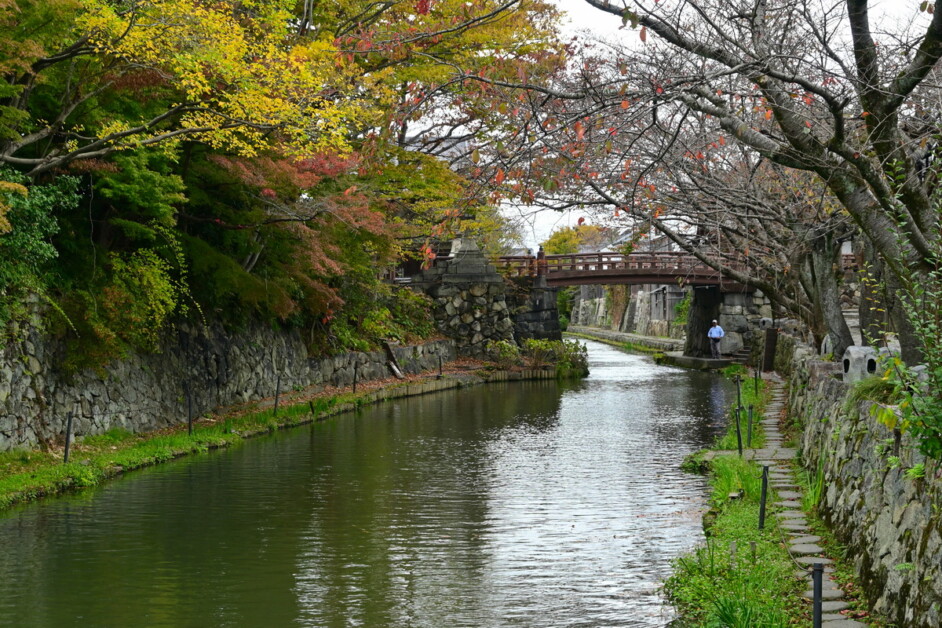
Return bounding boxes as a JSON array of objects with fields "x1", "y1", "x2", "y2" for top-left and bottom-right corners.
[{"x1": 841, "y1": 346, "x2": 878, "y2": 384}]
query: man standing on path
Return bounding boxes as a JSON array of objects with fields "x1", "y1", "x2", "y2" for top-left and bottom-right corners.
[{"x1": 708, "y1": 319, "x2": 724, "y2": 359}]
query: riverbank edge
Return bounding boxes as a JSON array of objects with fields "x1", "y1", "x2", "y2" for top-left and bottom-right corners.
[
  {"x1": 663, "y1": 378, "x2": 820, "y2": 624},
  {"x1": 668, "y1": 381, "x2": 878, "y2": 625},
  {"x1": 564, "y1": 325, "x2": 683, "y2": 354},
  {"x1": 0, "y1": 364, "x2": 561, "y2": 512}
]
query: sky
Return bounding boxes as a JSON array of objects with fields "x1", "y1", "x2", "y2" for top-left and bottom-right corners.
[{"x1": 555, "y1": 0, "x2": 624, "y2": 36}]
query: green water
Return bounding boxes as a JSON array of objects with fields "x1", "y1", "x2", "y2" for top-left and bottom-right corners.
[{"x1": 0, "y1": 340, "x2": 731, "y2": 627}]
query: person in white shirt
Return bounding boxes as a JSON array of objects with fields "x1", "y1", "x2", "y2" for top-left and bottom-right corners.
[{"x1": 707, "y1": 319, "x2": 724, "y2": 359}]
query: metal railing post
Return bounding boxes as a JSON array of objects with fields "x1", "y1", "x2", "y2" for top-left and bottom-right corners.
[
  {"x1": 759, "y1": 465, "x2": 769, "y2": 529},
  {"x1": 812, "y1": 563, "x2": 824, "y2": 627},
  {"x1": 63, "y1": 411, "x2": 74, "y2": 464}
]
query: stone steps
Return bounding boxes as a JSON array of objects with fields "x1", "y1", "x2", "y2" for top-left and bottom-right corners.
[{"x1": 741, "y1": 379, "x2": 867, "y2": 627}]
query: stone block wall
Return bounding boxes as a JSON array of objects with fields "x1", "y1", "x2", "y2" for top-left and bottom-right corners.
[
  {"x1": 410, "y1": 239, "x2": 515, "y2": 357},
  {"x1": 631, "y1": 290, "x2": 652, "y2": 334},
  {"x1": 786, "y1": 346, "x2": 942, "y2": 627},
  {"x1": 506, "y1": 277, "x2": 562, "y2": 342},
  {"x1": 570, "y1": 285, "x2": 610, "y2": 328},
  {"x1": 572, "y1": 287, "x2": 683, "y2": 340},
  {"x1": 0, "y1": 318, "x2": 455, "y2": 452},
  {"x1": 715, "y1": 290, "x2": 771, "y2": 355}
]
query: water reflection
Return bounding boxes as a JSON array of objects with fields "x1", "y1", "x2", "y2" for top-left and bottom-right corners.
[{"x1": 0, "y1": 340, "x2": 731, "y2": 627}]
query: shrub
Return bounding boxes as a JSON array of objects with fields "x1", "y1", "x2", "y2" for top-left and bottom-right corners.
[
  {"x1": 522, "y1": 338, "x2": 553, "y2": 368},
  {"x1": 387, "y1": 287, "x2": 436, "y2": 340},
  {"x1": 558, "y1": 313, "x2": 570, "y2": 331},
  {"x1": 521, "y1": 338, "x2": 589, "y2": 377},
  {"x1": 0, "y1": 169, "x2": 79, "y2": 328},
  {"x1": 486, "y1": 339, "x2": 521, "y2": 369},
  {"x1": 674, "y1": 290, "x2": 692, "y2": 325}
]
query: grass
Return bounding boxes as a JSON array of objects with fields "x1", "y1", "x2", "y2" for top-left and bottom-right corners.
[
  {"x1": 709, "y1": 455, "x2": 764, "y2": 505},
  {"x1": 0, "y1": 379, "x2": 404, "y2": 512},
  {"x1": 714, "y1": 371, "x2": 769, "y2": 451},
  {"x1": 842, "y1": 376, "x2": 898, "y2": 414},
  {"x1": 664, "y1": 458, "x2": 808, "y2": 626},
  {"x1": 798, "y1": 458, "x2": 826, "y2": 512},
  {"x1": 666, "y1": 374, "x2": 811, "y2": 627},
  {"x1": 671, "y1": 372, "x2": 886, "y2": 626}
]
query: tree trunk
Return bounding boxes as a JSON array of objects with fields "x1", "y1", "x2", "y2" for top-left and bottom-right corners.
[
  {"x1": 856, "y1": 240, "x2": 924, "y2": 364},
  {"x1": 886, "y1": 272, "x2": 924, "y2": 366},
  {"x1": 809, "y1": 236, "x2": 854, "y2": 360}
]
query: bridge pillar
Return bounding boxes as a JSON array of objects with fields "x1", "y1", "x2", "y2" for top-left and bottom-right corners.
[
  {"x1": 685, "y1": 286, "x2": 722, "y2": 358},
  {"x1": 685, "y1": 287, "x2": 770, "y2": 358},
  {"x1": 505, "y1": 276, "x2": 562, "y2": 343},
  {"x1": 409, "y1": 239, "x2": 516, "y2": 357}
]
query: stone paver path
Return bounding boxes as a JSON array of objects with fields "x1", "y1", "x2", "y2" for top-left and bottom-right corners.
[{"x1": 707, "y1": 379, "x2": 867, "y2": 627}]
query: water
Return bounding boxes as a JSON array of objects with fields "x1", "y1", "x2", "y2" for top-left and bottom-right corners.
[{"x1": 0, "y1": 340, "x2": 731, "y2": 627}]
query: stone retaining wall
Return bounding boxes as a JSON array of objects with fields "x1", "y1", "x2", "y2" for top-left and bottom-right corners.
[
  {"x1": 410, "y1": 239, "x2": 515, "y2": 357},
  {"x1": 506, "y1": 277, "x2": 562, "y2": 342},
  {"x1": 716, "y1": 290, "x2": 771, "y2": 355},
  {"x1": 571, "y1": 287, "x2": 685, "y2": 339},
  {"x1": 0, "y1": 318, "x2": 455, "y2": 452},
  {"x1": 785, "y1": 344, "x2": 942, "y2": 627},
  {"x1": 565, "y1": 325, "x2": 684, "y2": 352},
  {"x1": 571, "y1": 285, "x2": 611, "y2": 328}
]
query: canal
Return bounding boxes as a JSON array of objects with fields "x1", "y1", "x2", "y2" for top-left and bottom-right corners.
[{"x1": 0, "y1": 340, "x2": 732, "y2": 627}]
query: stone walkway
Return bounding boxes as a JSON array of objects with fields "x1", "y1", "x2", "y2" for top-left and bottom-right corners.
[{"x1": 706, "y1": 380, "x2": 867, "y2": 627}]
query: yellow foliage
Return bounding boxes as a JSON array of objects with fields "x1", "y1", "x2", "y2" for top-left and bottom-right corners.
[
  {"x1": 0, "y1": 180, "x2": 27, "y2": 233},
  {"x1": 77, "y1": 0, "x2": 376, "y2": 157},
  {"x1": 4, "y1": 0, "x2": 562, "y2": 173}
]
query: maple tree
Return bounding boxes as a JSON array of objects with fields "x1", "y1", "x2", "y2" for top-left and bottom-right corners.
[
  {"x1": 0, "y1": 0, "x2": 566, "y2": 359},
  {"x1": 0, "y1": 0, "x2": 564, "y2": 176},
  {"x1": 1, "y1": 0, "x2": 376, "y2": 175}
]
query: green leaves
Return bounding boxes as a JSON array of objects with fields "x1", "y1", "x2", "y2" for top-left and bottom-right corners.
[
  {"x1": 0, "y1": 168, "x2": 79, "y2": 326},
  {"x1": 95, "y1": 150, "x2": 186, "y2": 238},
  {"x1": 870, "y1": 402, "x2": 901, "y2": 431}
]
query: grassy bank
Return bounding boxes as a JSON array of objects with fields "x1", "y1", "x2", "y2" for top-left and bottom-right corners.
[
  {"x1": 665, "y1": 373, "x2": 812, "y2": 626},
  {"x1": 0, "y1": 367, "x2": 545, "y2": 511},
  {"x1": 714, "y1": 366, "x2": 769, "y2": 451},
  {"x1": 564, "y1": 330, "x2": 670, "y2": 355},
  {"x1": 0, "y1": 337, "x2": 589, "y2": 512},
  {"x1": 0, "y1": 387, "x2": 373, "y2": 510},
  {"x1": 665, "y1": 455, "x2": 808, "y2": 626}
]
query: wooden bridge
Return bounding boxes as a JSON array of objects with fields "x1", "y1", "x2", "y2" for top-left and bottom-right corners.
[{"x1": 493, "y1": 252, "x2": 748, "y2": 290}]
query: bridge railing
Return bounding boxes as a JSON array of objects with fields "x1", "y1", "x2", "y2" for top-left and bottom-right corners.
[
  {"x1": 394, "y1": 248, "x2": 858, "y2": 285},
  {"x1": 495, "y1": 252, "x2": 737, "y2": 276},
  {"x1": 497, "y1": 252, "x2": 858, "y2": 275}
]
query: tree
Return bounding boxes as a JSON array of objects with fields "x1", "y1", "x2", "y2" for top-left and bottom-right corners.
[
  {"x1": 0, "y1": 0, "x2": 567, "y2": 360},
  {"x1": 570, "y1": 0, "x2": 942, "y2": 363},
  {"x1": 1, "y1": 0, "x2": 564, "y2": 177},
  {"x1": 1, "y1": 0, "x2": 374, "y2": 175},
  {"x1": 458, "y1": 1, "x2": 941, "y2": 363},
  {"x1": 541, "y1": 223, "x2": 610, "y2": 254},
  {"x1": 0, "y1": 168, "x2": 79, "y2": 325}
]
